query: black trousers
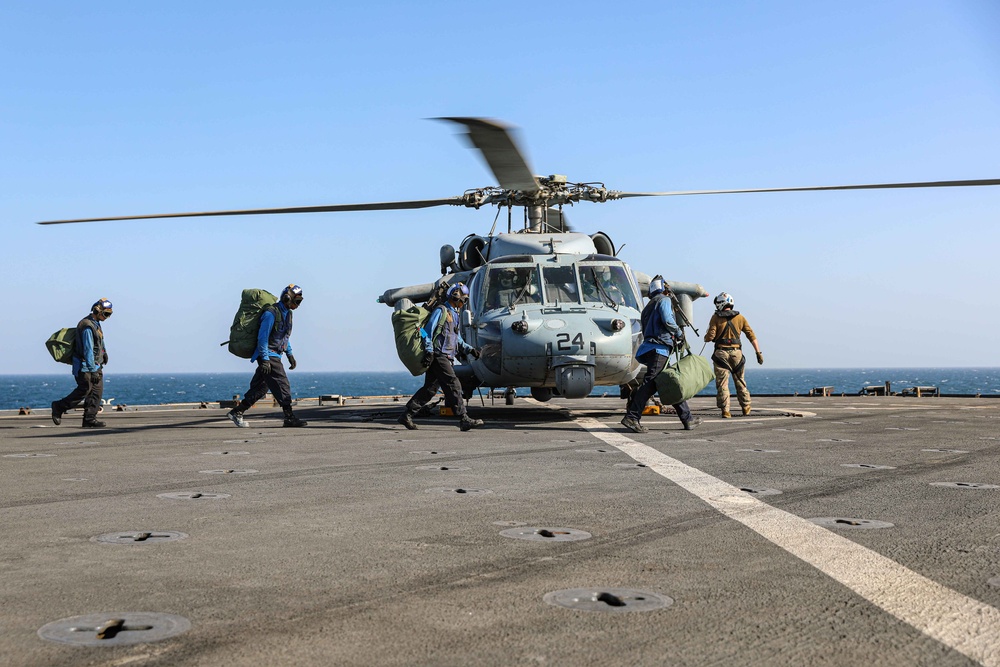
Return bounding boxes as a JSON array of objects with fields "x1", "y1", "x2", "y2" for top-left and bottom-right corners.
[
  {"x1": 237, "y1": 357, "x2": 292, "y2": 411},
  {"x1": 405, "y1": 353, "x2": 466, "y2": 418},
  {"x1": 626, "y1": 351, "x2": 691, "y2": 424},
  {"x1": 55, "y1": 370, "x2": 104, "y2": 422}
]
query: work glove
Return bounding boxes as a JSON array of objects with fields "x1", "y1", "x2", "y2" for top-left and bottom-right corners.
[
  {"x1": 470, "y1": 347, "x2": 482, "y2": 360},
  {"x1": 756, "y1": 351, "x2": 764, "y2": 365},
  {"x1": 258, "y1": 357, "x2": 272, "y2": 375},
  {"x1": 102, "y1": 351, "x2": 109, "y2": 365},
  {"x1": 287, "y1": 354, "x2": 297, "y2": 370}
]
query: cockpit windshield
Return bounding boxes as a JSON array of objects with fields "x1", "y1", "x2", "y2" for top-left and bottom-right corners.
[
  {"x1": 483, "y1": 266, "x2": 541, "y2": 309},
  {"x1": 481, "y1": 262, "x2": 638, "y2": 309},
  {"x1": 578, "y1": 263, "x2": 639, "y2": 309},
  {"x1": 541, "y1": 265, "x2": 580, "y2": 304}
]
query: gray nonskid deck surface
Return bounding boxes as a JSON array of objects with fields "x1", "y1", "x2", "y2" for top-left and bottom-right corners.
[{"x1": 2, "y1": 396, "x2": 999, "y2": 666}]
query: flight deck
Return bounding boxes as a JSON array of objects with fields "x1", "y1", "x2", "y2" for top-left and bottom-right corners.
[{"x1": 2, "y1": 396, "x2": 999, "y2": 666}]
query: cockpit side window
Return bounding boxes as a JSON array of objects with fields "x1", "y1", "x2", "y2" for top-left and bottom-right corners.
[
  {"x1": 484, "y1": 266, "x2": 541, "y2": 309},
  {"x1": 579, "y1": 263, "x2": 639, "y2": 309},
  {"x1": 468, "y1": 269, "x2": 485, "y2": 312},
  {"x1": 541, "y1": 265, "x2": 580, "y2": 304}
]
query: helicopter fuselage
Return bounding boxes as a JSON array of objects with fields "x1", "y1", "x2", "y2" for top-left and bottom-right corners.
[{"x1": 462, "y1": 252, "x2": 642, "y2": 398}]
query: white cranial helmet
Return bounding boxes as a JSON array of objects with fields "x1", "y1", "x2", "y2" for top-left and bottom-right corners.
[
  {"x1": 649, "y1": 275, "x2": 666, "y2": 296},
  {"x1": 714, "y1": 292, "x2": 734, "y2": 311}
]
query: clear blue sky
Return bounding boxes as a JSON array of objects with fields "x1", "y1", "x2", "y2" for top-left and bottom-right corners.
[{"x1": 3, "y1": 1, "x2": 999, "y2": 374}]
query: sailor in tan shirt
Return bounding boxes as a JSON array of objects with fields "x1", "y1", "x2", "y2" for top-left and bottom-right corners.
[{"x1": 703, "y1": 292, "x2": 762, "y2": 417}]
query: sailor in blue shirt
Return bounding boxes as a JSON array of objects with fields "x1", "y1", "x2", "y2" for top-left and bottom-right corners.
[
  {"x1": 228, "y1": 284, "x2": 308, "y2": 428},
  {"x1": 398, "y1": 283, "x2": 484, "y2": 432},
  {"x1": 52, "y1": 298, "x2": 113, "y2": 428},
  {"x1": 622, "y1": 277, "x2": 702, "y2": 433}
]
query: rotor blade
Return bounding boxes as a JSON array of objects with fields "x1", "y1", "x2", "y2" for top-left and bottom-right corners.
[
  {"x1": 36, "y1": 197, "x2": 467, "y2": 225},
  {"x1": 436, "y1": 117, "x2": 540, "y2": 193},
  {"x1": 545, "y1": 207, "x2": 572, "y2": 233},
  {"x1": 615, "y1": 178, "x2": 1000, "y2": 199}
]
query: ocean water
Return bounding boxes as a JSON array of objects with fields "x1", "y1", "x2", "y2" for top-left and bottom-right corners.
[{"x1": 2, "y1": 368, "x2": 999, "y2": 411}]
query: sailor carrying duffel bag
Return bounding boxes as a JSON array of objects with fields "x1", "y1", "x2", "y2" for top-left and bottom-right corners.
[{"x1": 654, "y1": 344, "x2": 714, "y2": 405}]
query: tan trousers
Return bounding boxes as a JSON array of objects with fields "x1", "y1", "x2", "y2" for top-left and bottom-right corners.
[{"x1": 712, "y1": 348, "x2": 751, "y2": 412}]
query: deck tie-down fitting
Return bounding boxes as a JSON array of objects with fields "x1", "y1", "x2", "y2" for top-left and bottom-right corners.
[
  {"x1": 71, "y1": 618, "x2": 154, "y2": 640},
  {"x1": 594, "y1": 592, "x2": 627, "y2": 607},
  {"x1": 128, "y1": 532, "x2": 171, "y2": 542}
]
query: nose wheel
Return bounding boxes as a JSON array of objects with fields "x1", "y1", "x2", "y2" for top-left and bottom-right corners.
[{"x1": 504, "y1": 387, "x2": 516, "y2": 405}]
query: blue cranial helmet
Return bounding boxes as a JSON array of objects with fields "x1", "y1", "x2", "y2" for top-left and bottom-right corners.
[
  {"x1": 447, "y1": 282, "x2": 469, "y2": 301},
  {"x1": 281, "y1": 284, "x2": 304, "y2": 305}
]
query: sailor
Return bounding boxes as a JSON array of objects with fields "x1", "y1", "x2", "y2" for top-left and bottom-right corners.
[
  {"x1": 621, "y1": 277, "x2": 702, "y2": 432},
  {"x1": 227, "y1": 284, "x2": 308, "y2": 428},
  {"x1": 398, "y1": 283, "x2": 484, "y2": 432},
  {"x1": 51, "y1": 298, "x2": 113, "y2": 428},
  {"x1": 704, "y1": 292, "x2": 762, "y2": 417}
]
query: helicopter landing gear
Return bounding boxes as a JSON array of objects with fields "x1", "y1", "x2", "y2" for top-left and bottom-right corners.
[
  {"x1": 504, "y1": 387, "x2": 516, "y2": 405},
  {"x1": 530, "y1": 387, "x2": 553, "y2": 402}
]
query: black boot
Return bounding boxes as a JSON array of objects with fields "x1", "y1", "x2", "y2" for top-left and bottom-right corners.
[
  {"x1": 51, "y1": 401, "x2": 63, "y2": 426},
  {"x1": 227, "y1": 409, "x2": 249, "y2": 428},
  {"x1": 397, "y1": 411, "x2": 418, "y2": 430},
  {"x1": 683, "y1": 416, "x2": 703, "y2": 430},
  {"x1": 81, "y1": 419, "x2": 106, "y2": 428},
  {"x1": 282, "y1": 408, "x2": 307, "y2": 428},
  {"x1": 620, "y1": 415, "x2": 647, "y2": 433},
  {"x1": 459, "y1": 416, "x2": 484, "y2": 432}
]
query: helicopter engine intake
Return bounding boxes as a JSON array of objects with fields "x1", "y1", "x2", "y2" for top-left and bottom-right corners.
[{"x1": 459, "y1": 235, "x2": 488, "y2": 271}]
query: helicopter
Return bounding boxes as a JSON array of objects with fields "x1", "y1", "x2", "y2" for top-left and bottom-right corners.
[{"x1": 38, "y1": 118, "x2": 1000, "y2": 405}]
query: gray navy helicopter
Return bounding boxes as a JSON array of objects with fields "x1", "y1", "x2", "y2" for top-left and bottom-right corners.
[{"x1": 38, "y1": 118, "x2": 1000, "y2": 404}]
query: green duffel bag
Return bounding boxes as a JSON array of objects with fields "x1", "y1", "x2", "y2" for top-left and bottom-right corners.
[
  {"x1": 654, "y1": 348, "x2": 715, "y2": 405},
  {"x1": 45, "y1": 327, "x2": 77, "y2": 364},
  {"x1": 391, "y1": 304, "x2": 432, "y2": 376},
  {"x1": 223, "y1": 289, "x2": 278, "y2": 359}
]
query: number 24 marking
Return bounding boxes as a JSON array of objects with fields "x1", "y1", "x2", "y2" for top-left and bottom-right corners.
[{"x1": 556, "y1": 333, "x2": 584, "y2": 351}]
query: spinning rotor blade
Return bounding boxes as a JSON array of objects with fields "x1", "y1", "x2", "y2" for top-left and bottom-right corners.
[
  {"x1": 615, "y1": 178, "x2": 1000, "y2": 199},
  {"x1": 437, "y1": 117, "x2": 541, "y2": 193},
  {"x1": 546, "y1": 208, "x2": 572, "y2": 233},
  {"x1": 36, "y1": 197, "x2": 467, "y2": 225}
]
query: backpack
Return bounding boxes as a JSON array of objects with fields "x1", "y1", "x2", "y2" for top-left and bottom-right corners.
[
  {"x1": 654, "y1": 346, "x2": 714, "y2": 405},
  {"x1": 45, "y1": 328, "x2": 77, "y2": 364},
  {"x1": 45, "y1": 320, "x2": 99, "y2": 365},
  {"x1": 223, "y1": 289, "x2": 278, "y2": 358},
  {"x1": 392, "y1": 304, "x2": 433, "y2": 376},
  {"x1": 390, "y1": 283, "x2": 455, "y2": 376}
]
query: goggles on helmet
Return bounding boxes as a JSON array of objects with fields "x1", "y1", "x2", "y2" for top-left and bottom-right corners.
[
  {"x1": 282, "y1": 284, "x2": 304, "y2": 305},
  {"x1": 92, "y1": 298, "x2": 113, "y2": 318}
]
